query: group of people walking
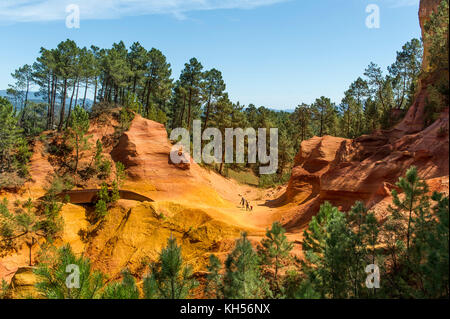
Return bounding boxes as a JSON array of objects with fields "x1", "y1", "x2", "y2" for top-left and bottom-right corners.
[{"x1": 240, "y1": 196, "x2": 253, "y2": 212}]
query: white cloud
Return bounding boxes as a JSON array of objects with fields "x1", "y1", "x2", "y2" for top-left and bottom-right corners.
[{"x1": 0, "y1": 0, "x2": 289, "y2": 23}]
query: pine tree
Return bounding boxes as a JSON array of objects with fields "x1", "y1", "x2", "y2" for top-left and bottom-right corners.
[
  {"x1": 277, "y1": 130, "x2": 295, "y2": 177},
  {"x1": 204, "y1": 254, "x2": 223, "y2": 299},
  {"x1": 389, "y1": 166, "x2": 430, "y2": 258},
  {"x1": 361, "y1": 211, "x2": 380, "y2": 298},
  {"x1": 208, "y1": 94, "x2": 234, "y2": 174},
  {"x1": 346, "y1": 201, "x2": 379, "y2": 298},
  {"x1": 349, "y1": 77, "x2": 369, "y2": 135},
  {"x1": 257, "y1": 222, "x2": 293, "y2": 296},
  {"x1": 111, "y1": 161, "x2": 126, "y2": 202},
  {"x1": 340, "y1": 78, "x2": 368, "y2": 137},
  {"x1": 0, "y1": 198, "x2": 61, "y2": 266},
  {"x1": 388, "y1": 39, "x2": 422, "y2": 109},
  {"x1": 34, "y1": 244, "x2": 107, "y2": 299},
  {"x1": 201, "y1": 68, "x2": 225, "y2": 132},
  {"x1": 94, "y1": 182, "x2": 109, "y2": 219},
  {"x1": 0, "y1": 97, "x2": 27, "y2": 175},
  {"x1": 421, "y1": 192, "x2": 449, "y2": 298},
  {"x1": 93, "y1": 139, "x2": 111, "y2": 179},
  {"x1": 9, "y1": 64, "x2": 33, "y2": 120},
  {"x1": 32, "y1": 47, "x2": 58, "y2": 129},
  {"x1": 382, "y1": 166, "x2": 448, "y2": 298},
  {"x1": 222, "y1": 232, "x2": 270, "y2": 299},
  {"x1": 423, "y1": 0, "x2": 449, "y2": 126},
  {"x1": 311, "y1": 96, "x2": 337, "y2": 137},
  {"x1": 66, "y1": 105, "x2": 90, "y2": 174},
  {"x1": 127, "y1": 42, "x2": 147, "y2": 95},
  {"x1": 19, "y1": 102, "x2": 47, "y2": 137},
  {"x1": 39, "y1": 174, "x2": 70, "y2": 235},
  {"x1": 301, "y1": 202, "x2": 353, "y2": 298},
  {"x1": 282, "y1": 270, "x2": 320, "y2": 299},
  {"x1": 179, "y1": 58, "x2": 203, "y2": 132},
  {"x1": 143, "y1": 48, "x2": 173, "y2": 119},
  {"x1": 292, "y1": 103, "x2": 312, "y2": 144},
  {"x1": 102, "y1": 269, "x2": 140, "y2": 299},
  {"x1": 55, "y1": 39, "x2": 79, "y2": 131},
  {"x1": 143, "y1": 236, "x2": 198, "y2": 299}
]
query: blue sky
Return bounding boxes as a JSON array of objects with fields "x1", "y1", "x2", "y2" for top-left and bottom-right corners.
[{"x1": 0, "y1": 0, "x2": 421, "y2": 109}]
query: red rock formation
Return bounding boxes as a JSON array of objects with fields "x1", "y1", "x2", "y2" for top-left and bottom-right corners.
[
  {"x1": 419, "y1": 0, "x2": 442, "y2": 70},
  {"x1": 283, "y1": 109, "x2": 448, "y2": 230},
  {"x1": 110, "y1": 115, "x2": 193, "y2": 182},
  {"x1": 109, "y1": 114, "x2": 256, "y2": 206},
  {"x1": 397, "y1": 0, "x2": 442, "y2": 133},
  {"x1": 282, "y1": 0, "x2": 448, "y2": 231}
]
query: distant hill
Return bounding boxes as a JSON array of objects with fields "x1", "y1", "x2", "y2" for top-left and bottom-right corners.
[
  {"x1": 0, "y1": 90, "x2": 93, "y2": 109},
  {"x1": 268, "y1": 107, "x2": 294, "y2": 113},
  {"x1": 0, "y1": 90, "x2": 45, "y2": 102}
]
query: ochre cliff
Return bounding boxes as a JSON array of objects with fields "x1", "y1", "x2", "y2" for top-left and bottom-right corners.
[
  {"x1": 279, "y1": 0, "x2": 448, "y2": 231},
  {"x1": 280, "y1": 110, "x2": 448, "y2": 230}
]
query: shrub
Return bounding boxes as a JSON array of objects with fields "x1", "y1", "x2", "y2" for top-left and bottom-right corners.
[
  {"x1": 34, "y1": 244, "x2": 107, "y2": 299},
  {"x1": 93, "y1": 140, "x2": 111, "y2": 179},
  {"x1": 94, "y1": 183, "x2": 110, "y2": 219}
]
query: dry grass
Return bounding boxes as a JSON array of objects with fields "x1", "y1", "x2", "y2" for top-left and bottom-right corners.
[{"x1": 225, "y1": 168, "x2": 259, "y2": 186}]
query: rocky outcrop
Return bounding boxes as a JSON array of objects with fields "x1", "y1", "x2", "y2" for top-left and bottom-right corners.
[
  {"x1": 282, "y1": 109, "x2": 448, "y2": 230},
  {"x1": 109, "y1": 114, "x2": 253, "y2": 206},
  {"x1": 396, "y1": 0, "x2": 442, "y2": 133},
  {"x1": 280, "y1": 0, "x2": 448, "y2": 231},
  {"x1": 419, "y1": 0, "x2": 442, "y2": 71},
  {"x1": 110, "y1": 115, "x2": 191, "y2": 182},
  {"x1": 83, "y1": 200, "x2": 247, "y2": 278},
  {"x1": 285, "y1": 136, "x2": 350, "y2": 203},
  {"x1": 6, "y1": 267, "x2": 41, "y2": 299}
]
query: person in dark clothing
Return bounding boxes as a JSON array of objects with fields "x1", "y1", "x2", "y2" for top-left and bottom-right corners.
[
  {"x1": 240, "y1": 197, "x2": 245, "y2": 207},
  {"x1": 246, "y1": 201, "x2": 250, "y2": 211}
]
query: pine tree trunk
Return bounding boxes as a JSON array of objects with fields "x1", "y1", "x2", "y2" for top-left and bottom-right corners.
[
  {"x1": 66, "y1": 80, "x2": 77, "y2": 129},
  {"x1": 145, "y1": 80, "x2": 152, "y2": 117},
  {"x1": 187, "y1": 89, "x2": 193, "y2": 132},
  {"x1": 74, "y1": 79, "x2": 80, "y2": 107},
  {"x1": 320, "y1": 109, "x2": 324, "y2": 137},
  {"x1": 114, "y1": 85, "x2": 118, "y2": 103},
  {"x1": 179, "y1": 93, "x2": 187, "y2": 128},
  {"x1": 93, "y1": 79, "x2": 98, "y2": 105},
  {"x1": 51, "y1": 77, "x2": 57, "y2": 128},
  {"x1": 82, "y1": 78, "x2": 88, "y2": 109},
  {"x1": 132, "y1": 76, "x2": 137, "y2": 94},
  {"x1": 103, "y1": 79, "x2": 108, "y2": 102},
  {"x1": 203, "y1": 96, "x2": 212, "y2": 132},
  {"x1": 100, "y1": 78, "x2": 106, "y2": 102},
  {"x1": 20, "y1": 80, "x2": 30, "y2": 125},
  {"x1": 58, "y1": 78, "x2": 68, "y2": 131},
  {"x1": 47, "y1": 76, "x2": 52, "y2": 129}
]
